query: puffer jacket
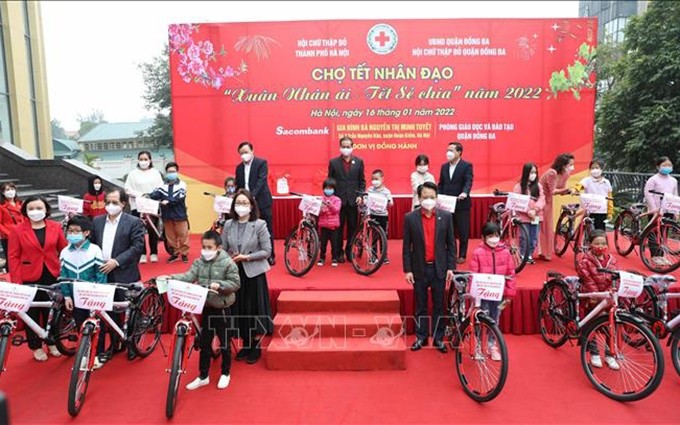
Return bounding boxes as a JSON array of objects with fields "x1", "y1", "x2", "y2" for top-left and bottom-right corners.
[
  {"x1": 170, "y1": 249, "x2": 240, "y2": 309},
  {"x1": 318, "y1": 194, "x2": 341, "y2": 230},
  {"x1": 469, "y1": 242, "x2": 517, "y2": 298},
  {"x1": 577, "y1": 251, "x2": 617, "y2": 293}
]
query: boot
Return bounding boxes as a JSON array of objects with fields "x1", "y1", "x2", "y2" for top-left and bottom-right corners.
[
  {"x1": 246, "y1": 343, "x2": 261, "y2": 364},
  {"x1": 235, "y1": 339, "x2": 250, "y2": 362}
]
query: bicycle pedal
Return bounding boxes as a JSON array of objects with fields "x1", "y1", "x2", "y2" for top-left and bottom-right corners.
[{"x1": 11, "y1": 335, "x2": 25, "y2": 346}]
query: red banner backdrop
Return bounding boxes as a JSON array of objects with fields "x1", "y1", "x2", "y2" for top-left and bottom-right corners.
[{"x1": 169, "y1": 18, "x2": 597, "y2": 195}]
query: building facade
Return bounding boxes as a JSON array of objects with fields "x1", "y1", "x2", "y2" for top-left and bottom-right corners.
[
  {"x1": 579, "y1": 0, "x2": 651, "y2": 43},
  {"x1": 0, "y1": 1, "x2": 52, "y2": 158}
]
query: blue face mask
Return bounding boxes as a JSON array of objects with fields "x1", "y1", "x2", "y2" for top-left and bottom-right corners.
[
  {"x1": 660, "y1": 167, "x2": 673, "y2": 176},
  {"x1": 227, "y1": 186, "x2": 236, "y2": 194},
  {"x1": 67, "y1": 233, "x2": 85, "y2": 245},
  {"x1": 165, "y1": 172, "x2": 178, "y2": 181},
  {"x1": 324, "y1": 189, "x2": 334, "y2": 196}
]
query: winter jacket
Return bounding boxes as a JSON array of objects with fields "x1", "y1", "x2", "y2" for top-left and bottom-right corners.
[
  {"x1": 469, "y1": 242, "x2": 517, "y2": 298},
  {"x1": 83, "y1": 192, "x2": 106, "y2": 218},
  {"x1": 149, "y1": 180, "x2": 188, "y2": 221},
  {"x1": 577, "y1": 251, "x2": 617, "y2": 293},
  {"x1": 512, "y1": 182, "x2": 546, "y2": 223},
  {"x1": 317, "y1": 195, "x2": 341, "y2": 230},
  {"x1": 0, "y1": 200, "x2": 25, "y2": 239},
  {"x1": 170, "y1": 249, "x2": 240, "y2": 309}
]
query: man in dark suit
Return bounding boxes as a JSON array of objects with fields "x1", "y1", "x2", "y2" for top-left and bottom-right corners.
[
  {"x1": 327, "y1": 136, "x2": 366, "y2": 262},
  {"x1": 403, "y1": 181, "x2": 456, "y2": 353},
  {"x1": 438, "y1": 142, "x2": 473, "y2": 263},
  {"x1": 235, "y1": 141, "x2": 275, "y2": 265}
]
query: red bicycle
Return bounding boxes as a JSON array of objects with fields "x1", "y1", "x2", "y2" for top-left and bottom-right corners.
[{"x1": 488, "y1": 191, "x2": 530, "y2": 273}]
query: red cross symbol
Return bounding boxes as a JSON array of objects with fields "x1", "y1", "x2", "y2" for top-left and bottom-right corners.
[{"x1": 374, "y1": 31, "x2": 391, "y2": 47}]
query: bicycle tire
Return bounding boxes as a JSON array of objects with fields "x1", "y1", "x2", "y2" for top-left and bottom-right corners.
[
  {"x1": 553, "y1": 212, "x2": 572, "y2": 257},
  {"x1": 350, "y1": 222, "x2": 387, "y2": 276},
  {"x1": 614, "y1": 211, "x2": 637, "y2": 257},
  {"x1": 573, "y1": 222, "x2": 592, "y2": 270},
  {"x1": 52, "y1": 308, "x2": 79, "y2": 356},
  {"x1": 454, "y1": 315, "x2": 508, "y2": 402},
  {"x1": 580, "y1": 314, "x2": 664, "y2": 402},
  {"x1": 639, "y1": 221, "x2": 680, "y2": 273},
  {"x1": 283, "y1": 221, "x2": 319, "y2": 277},
  {"x1": 538, "y1": 281, "x2": 574, "y2": 348},
  {"x1": 0, "y1": 325, "x2": 10, "y2": 380},
  {"x1": 129, "y1": 287, "x2": 165, "y2": 357},
  {"x1": 166, "y1": 333, "x2": 186, "y2": 419},
  {"x1": 619, "y1": 285, "x2": 661, "y2": 324},
  {"x1": 68, "y1": 324, "x2": 95, "y2": 417},
  {"x1": 506, "y1": 220, "x2": 530, "y2": 274},
  {"x1": 670, "y1": 335, "x2": 680, "y2": 377}
]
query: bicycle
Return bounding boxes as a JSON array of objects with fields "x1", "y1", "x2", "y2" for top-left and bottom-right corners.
[
  {"x1": 553, "y1": 197, "x2": 601, "y2": 270},
  {"x1": 445, "y1": 272, "x2": 509, "y2": 402},
  {"x1": 128, "y1": 193, "x2": 173, "y2": 256},
  {"x1": 488, "y1": 190, "x2": 530, "y2": 273},
  {"x1": 283, "y1": 192, "x2": 320, "y2": 277},
  {"x1": 65, "y1": 279, "x2": 165, "y2": 416},
  {"x1": 538, "y1": 269, "x2": 664, "y2": 401},
  {"x1": 203, "y1": 192, "x2": 230, "y2": 235},
  {"x1": 0, "y1": 281, "x2": 79, "y2": 380},
  {"x1": 349, "y1": 192, "x2": 387, "y2": 276},
  {"x1": 613, "y1": 190, "x2": 680, "y2": 273}
]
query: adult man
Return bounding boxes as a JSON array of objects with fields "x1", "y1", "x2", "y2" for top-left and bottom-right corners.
[
  {"x1": 235, "y1": 142, "x2": 275, "y2": 265},
  {"x1": 438, "y1": 142, "x2": 473, "y2": 264},
  {"x1": 91, "y1": 189, "x2": 145, "y2": 363},
  {"x1": 327, "y1": 136, "x2": 366, "y2": 262},
  {"x1": 403, "y1": 182, "x2": 456, "y2": 353}
]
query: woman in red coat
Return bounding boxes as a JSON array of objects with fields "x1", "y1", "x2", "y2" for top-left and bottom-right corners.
[
  {"x1": 0, "y1": 182, "x2": 25, "y2": 270},
  {"x1": 83, "y1": 175, "x2": 106, "y2": 218},
  {"x1": 8, "y1": 196, "x2": 67, "y2": 361}
]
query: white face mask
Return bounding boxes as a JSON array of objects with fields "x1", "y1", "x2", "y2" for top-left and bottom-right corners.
[
  {"x1": 340, "y1": 147, "x2": 353, "y2": 157},
  {"x1": 417, "y1": 165, "x2": 428, "y2": 174},
  {"x1": 420, "y1": 198, "x2": 437, "y2": 211},
  {"x1": 138, "y1": 160, "x2": 151, "y2": 169},
  {"x1": 93, "y1": 184, "x2": 102, "y2": 191},
  {"x1": 235, "y1": 205, "x2": 251, "y2": 218},
  {"x1": 27, "y1": 209, "x2": 46, "y2": 222},
  {"x1": 201, "y1": 249, "x2": 218, "y2": 261},
  {"x1": 4, "y1": 190, "x2": 16, "y2": 199},
  {"x1": 241, "y1": 153, "x2": 253, "y2": 163},
  {"x1": 105, "y1": 203, "x2": 122, "y2": 216},
  {"x1": 446, "y1": 151, "x2": 456, "y2": 161},
  {"x1": 486, "y1": 236, "x2": 500, "y2": 248},
  {"x1": 528, "y1": 173, "x2": 537, "y2": 182},
  {"x1": 590, "y1": 169, "x2": 602, "y2": 178},
  {"x1": 371, "y1": 179, "x2": 381, "y2": 188}
]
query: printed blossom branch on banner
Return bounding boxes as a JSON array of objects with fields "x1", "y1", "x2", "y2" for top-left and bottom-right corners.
[{"x1": 548, "y1": 42, "x2": 597, "y2": 100}]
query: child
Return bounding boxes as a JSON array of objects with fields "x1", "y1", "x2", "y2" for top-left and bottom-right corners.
[
  {"x1": 83, "y1": 175, "x2": 106, "y2": 218},
  {"x1": 59, "y1": 215, "x2": 108, "y2": 367},
  {"x1": 149, "y1": 162, "x2": 189, "y2": 263},
  {"x1": 469, "y1": 222, "x2": 517, "y2": 361},
  {"x1": 513, "y1": 163, "x2": 545, "y2": 264},
  {"x1": 0, "y1": 182, "x2": 25, "y2": 271},
  {"x1": 577, "y1": 230, "x2": 620, "y2": 370},
  {"x1": 224, "y1": 176, "x2": 237, "y2": 198},
  {"x1": 367, "y1": 169, "x2": 394, "y2": 264},
  {"x1": 317, "y1": 178, "x2": 341, "y2": 267},
  {"x1": 160, "y1": 230, "x2": 240, "y2": 391},
  {"x1": 578, "y1": 159, "x2": 613, "y2": 231}
]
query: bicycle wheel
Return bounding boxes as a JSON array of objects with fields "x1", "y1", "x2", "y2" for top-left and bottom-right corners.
[
  {"x1": 350, "y1": 222, "x2": 387, "y2": 276},
  {"x1": 573, "y1": 224, "x2": 592, "y2": 270},
  {"x1": 0, "y1": 324, "x2": 11, "y2": 380},
  {"x1": 614, "y1": 211, "x2": 637, "y2": 257},
  {"x1": 129, "y1": 288, "x2": 165, "y2": 357},
  {"x1": 670, "y1": 335, "x2": 680, "y2": 377},
  {"x1": 640, "y1": 221, "x2": 680, "y2": 273},
  {"x1": 454, "y1": 316, "x2": 508, "y2": 402},
  {"x1": 68, "y1": 324, "x2": 96, "y2": 417},
  {"x1": 580, "y1": 314, "x2": 664, "y2": 402},
  {"x1": 284, "y1": 222, "x2": 319, "y2": 277},
  {"x1": 505, "y1": 221, "x2": 529, "y2": 274},
  {"x1": 619, "y1": 286, "x2": 661, "y2": 323},
  {"x1": 52, "y1": 309, "x2": 79, "y2": 356},
  {"x1": 166, "y1": 332, "x2": 186, "y2": 419},
  {"x1": 553, "y1": 212, "x2": 572, "y2": 257},
  {"x1": 538, "y1": 282, "x2": 574, "y2": 348}
]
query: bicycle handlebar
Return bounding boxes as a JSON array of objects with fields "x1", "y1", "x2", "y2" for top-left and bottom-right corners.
[
  {"x1": 203, "y1": 192, "x2": 217, "y2": 198},
  {"x1": 57, "y1": 278, "x2": 144, "y2": 291},
  {"x1": 597, "y1": 268, "x2": 619, "y2": 277},
  {"x1": 453, "y1": 270, "x2": 512, "y2": 281},
  {"x1": 649, "y1": 190, "x2": 665, "y2": 196}
]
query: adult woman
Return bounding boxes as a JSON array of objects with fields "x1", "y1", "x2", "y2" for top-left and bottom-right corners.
[
  {"x1": 221, "y1": 189, "x2": 273, "y2": 364},
  {"x1": 644, "y1": 156, "x2": 678, "y2": 266},
  {"x1": 83, "y1": 175, "x2": 106, "y2": 218},
  {"x1": 8, "y1": 196, "x2": 67, "y2": 361},
  {"x1": 124, "y1": 151, "x2": 164, "y2": 263},
  {"x1": 410, "y1": 154, "x2": 436, "y2": 210},
  {"x1": 0, "y1": 182, "x2": 25, "y2": 270},
  {"x1": 538, "y1": 153, "x2": 575, "y2": 261},
  {"x1": 513, "y1": 163, "x2": 545, "y2": 264}
]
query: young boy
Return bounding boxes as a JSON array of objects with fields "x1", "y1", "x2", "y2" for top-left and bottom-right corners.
[
  {"x1": 367, "y1": 169, "x2": 394, "y2": 263},
  {"x1": 149, "y1": 162, "x2": 189, "y2": 263}
]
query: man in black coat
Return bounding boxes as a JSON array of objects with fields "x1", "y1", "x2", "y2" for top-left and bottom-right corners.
[
  {"x1": 235, "y1": 141, "x2": 275, "y2": 265},
  {"x1": 438, "y1": 142, "x2": 473, "y2": 263},
  {"x1": 403, "y1": 182, "x2": 456, "y2": 353},
  {"x1": 327, "y1": 136, "x2": 366, "y2": 262}
]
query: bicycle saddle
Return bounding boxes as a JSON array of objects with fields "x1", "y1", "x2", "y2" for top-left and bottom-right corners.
[
  {"x1": 645, "y1": 275, "x2": 677, "y2": 292},
  {"x1": 547, "y1": 270, "x2": 563, "y2": 279},
  {"x1": 564, "y1": 276, "x2": 581, "y2": 291},
  {"x1": 491, "y1": 202, "x2": 506, "y2": 214},
  {"x1": 629, "y1": 203, "x2": 647, "y2": 213},
  {"x1": 562, "y1": 203, "x2": 580, "y2": 212}
]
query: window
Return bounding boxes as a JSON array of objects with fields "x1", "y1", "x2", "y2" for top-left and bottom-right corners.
[
  {"x1": 604, "y1": 17, "x2": 629, "y2": 44},
  {"x1": 22, "y1": 1, "x2": 39, "y2": 155},
  {"x1": 0, "y1": 7, "x2": 12, "y2": 144}
]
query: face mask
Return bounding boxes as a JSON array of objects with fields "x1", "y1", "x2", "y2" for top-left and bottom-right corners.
[
  {"x1": 93, "y1": 184, "x2": 102, "y2": 192},
  {"x1": 235, "y1": 205, "x2": 251, "y2": 217},
  {"x1": 660, "y1": 167, "x2": 673, "y2": 176},
  {"x1": 138, "y1": 160, "x2": 150, "y2": 169},
  {"x1": 591, "y1": 246, "x2": 608, "y2": 257},
  {"x1": 417, "y1": 165, "x2": 428, "y2": 174},
  {"x1": 4, "y1": 190, "x2": 15, "y2": 199},
  {"x1": 590, "y1": 169, "x2": 602, "y2": 178},
  {"x1": 486, "y1": 236, "x2": 500, "y2": 248},
  {"x1": 371, "y1": 179, "x2": 381, "y2": 188},
  {"x1": 446, "y1": 151, "x2": 456, "y2": 161},
  {"x1": 340, "y1": 147, "x2": 353, "y2": 157},
  {"x1": 165, "y1": 172, "x2": 179, "y2": 181},
  {"x1": 226, "y1": 187, "x2": 235, "y2": 194},
  {"x1": 67, "y1": 233, "x2": 85, "y2": 245},
  {"x1": 106, "y1": 203, "x2": 122, "y2": 216},
  {"x1": 323, "y1": 189, "x2": 334, "y2": 196},
  {"x1": 528, "y1": 173, "x2": 537, "y2": 182},
  {"x1": 27, "y1": 209, "x2": 46, "y2": 222},
  {"x1": 241, "y1": 153, "x2": 253, "y2": 163},
  {"x1": 201, "y1": 249, "x2": 218, "y2": 261},
  {"x1": 420, "y1": 198, "x2": 436, "y2": 211}
]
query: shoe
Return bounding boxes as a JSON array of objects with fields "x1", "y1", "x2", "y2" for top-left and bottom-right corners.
[
  {"x1": 456, "y1": 258, "x2": 466, "y2": 265},
  {"x1": 139, "y1": 255, "x2": 147, "y2": 264},
  {"x1": 93, "y1": 357, "x2": 105, "y2": 370},
  {"x1": 337, "y1": 255, "x2": 346, "y2": 264},
  {"x1": 181, "y1": 255, "x2": 189, "y2": 263},
  {"x1": 246, "y1": 346, "x2": 261, "y2": 364},
  {"x1": 605, "y1": 356, "x2": 620, "y2": 370},
  {"x1": 434, "y1": 340, "x2": 447, "y2": 354},
  {"x1": 167, "y1": 254, "x2": 179, "y2": 263},
  {"x1": 317, "y1": 259, "x2": 325, "y2": 266},
  {"x1": 590, "y1": 354, "x2": 603, "y2": 368},
  {"x1": 186, "y1": 377, "x2": 210, "y2": 390},
  {"x1": 47, "y1": 345, "x2": 62, "y2": 358},
  {"x1": 217, "y1": 374, "x2": 231, "y2": 389},
  {"x1": 32, "y1": 348, "x2": 48, "y2": 362},
  {"x1": 331, "y1": 260, "x2": 338, "y2": 267},
  {"x1": 411, "y1": 339, "x2": 427, "y2": 351},
  {"x1": 489, "y1": 345, "x2": 501, "y2": 362},
  {"x1": 150, "y1": 254, "x2": 158, "y2": 263},
  {"x1": 383, "y1": 258, "x2": 390, "y2": 265},
  {"x1": 235, "y1": 347, "x2": 249, "y2": 362},
  {"x1": 127, "y1": 350, "x2": 137, "y2": 361},
  {"x1": 527, "y1": 257, "x2": 535, "y2": 265}
]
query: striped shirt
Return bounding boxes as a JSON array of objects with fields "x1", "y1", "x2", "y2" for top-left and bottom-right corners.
[{"x1": 59, "y1": 240, "x2": 107, "y2": 298}]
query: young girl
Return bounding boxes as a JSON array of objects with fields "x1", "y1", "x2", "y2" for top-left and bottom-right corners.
[
  {"x1": 513, "y1": 163, "x2": 545, "y2": 264},
  {"x1": 83, "y1": 175, "x2": 106, "y2": 218},
  {"x1": 644, "y1": 156, "x2": 678, "y2": 266},
  {"x1": 578, "y1": 159, "x2": 613, "y2": 231},
  {"x1": 317, "y1": 178, "x2": 341, "y2": 267},
  {"x1": 577, "y1": 230, "x2": 620, "y2": 370},
  {"x1": 410, "y1": 154, "x2": 435, "y2": 210},
  {"x1": 0, "y1": 182, "x2": 25, "y2": 270},
  {"x1": 469, "y1": 222, "x2": 517, "y2": 361},
  {"x1": 224, "y1": 176, "x2": 237, "y2": 198}
]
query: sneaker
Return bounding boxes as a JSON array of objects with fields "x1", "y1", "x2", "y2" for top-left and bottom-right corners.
[
  {"x1": 527, "y1": 257, "x2": 535, "y2": 265},
  {"x1": 317, "y1": 259, "x2": 325, "y2": 267},
  {"x1": 167, "y1": 254, "x2": 179, "y2": 263},
  {"x1": 139, "y1": 255, "x2": 147, "y2": 264},
  {"x1": 652, "y1": 257, "x2": 671, "y2": 266},
  {"x1": 383, "y1": 258, "x2": 390, "y2": 265},
  {"x1": 150, "y1": 254, "x2": 158, "y2": 263},
  {"x1": 590, "y1": 354, "x2": 603, "y2": 368},
  {"x1": 186, "y1": 376, "x2": 210, "y2": 390},
  {"x1": 605, "y1": 356, "x2": 620, "y2": 370},
  {"x1": 47, "y1": 345, "x2": 62, "y2": 358},
  {"x1": 181, "y1": 255, "x2": 189, "y2": 263},
  {"x1": 33, "y1": 348, "x2": 48, "y2": 362},
  {"x1": 331, "y1": 259, "x2": 338, "y2": 267},
  {"x1": 489, "y1": 345, "x2": 501, "y2": 362},
  {"x1": 93, "y1": 357, "x2": 105, "y2": 370},
  {"x1": 217, "y1": 374, "x2": 231, "y2": 389}
]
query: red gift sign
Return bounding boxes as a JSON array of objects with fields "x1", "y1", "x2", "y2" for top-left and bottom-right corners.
[
  {"x1": 73, "y1": 282, "x2": 116, "y2": 311},
  {"x1": 470, "y1": 273, "x2": 505, "y2": 302},
  {"x1": 617, "y1": 272, "x2": 644, "y2": 299},
  {"x1": 166, "y1": 280, "x2": 209, "y2": 314},
  {"x1": 0, "y1": 282, "x2": 37, "y2": 313}
]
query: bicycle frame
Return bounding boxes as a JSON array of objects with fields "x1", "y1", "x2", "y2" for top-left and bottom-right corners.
[
  {"x1": 165, "y1": 312, "x2": 201, "y2": 374},
  {"x1": 79, "y1": 299, "x2": 132, "y2": 361}
]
